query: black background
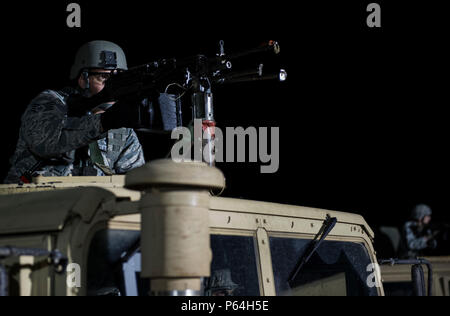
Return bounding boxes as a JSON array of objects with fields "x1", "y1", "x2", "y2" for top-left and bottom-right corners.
[{"x1": 0, "y1": 1, "x2": 448, "y2": 236}]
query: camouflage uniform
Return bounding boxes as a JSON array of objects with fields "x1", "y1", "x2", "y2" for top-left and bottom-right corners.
[
  {"x1": 4, "y1": 87, "x2": 145, "y2": 184},
  {"x1": 401, "y1": 204, "x2": 437, "y2": 258}
]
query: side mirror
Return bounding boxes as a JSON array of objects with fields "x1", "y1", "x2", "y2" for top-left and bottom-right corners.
[
  {"x1": 0, "y1": 247, "x2": 68, "y2": 297},
  {"x1": 411, "y1": 264, "x2": 426, "y2": 296},
  {"x1": 379, "y1": 258, "x2": 433, "y2": 297}
]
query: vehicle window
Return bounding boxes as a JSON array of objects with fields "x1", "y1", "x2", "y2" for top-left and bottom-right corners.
[
  {"x1": 269, "y1": 237, "x2": 379, "y2": 296},
  {"x1": 205, "y1": 235, "x2": 260, "y2": 296},
  {"x1": 87, "y1": 231, "x2": 260, "y2": 296},
  {"x1": 87, "y1": 229, "x2": 141, "y2": 296}
]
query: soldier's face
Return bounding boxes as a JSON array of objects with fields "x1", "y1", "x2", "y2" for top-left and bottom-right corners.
[
  {"x1": 78, "y1": 69, "x2": 112, "y2": 96},
  {"x1": 423, "y1": 215, "x2": 432, "y2": 225}
]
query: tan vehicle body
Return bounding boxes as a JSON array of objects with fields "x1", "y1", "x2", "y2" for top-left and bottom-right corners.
[
  {"x1": 0, "y1": 160, "x2": 383, "y2": 296},
  {"x1": 381, "y1": 257, "x2": 450, "y2": 296}
]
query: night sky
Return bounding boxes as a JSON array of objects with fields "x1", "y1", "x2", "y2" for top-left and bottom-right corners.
[{"x1": 1, "y1": 1, "x2": 448, "y2": 234}]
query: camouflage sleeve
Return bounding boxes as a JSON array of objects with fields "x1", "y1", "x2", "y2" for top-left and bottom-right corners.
[
  {"x1": 22, "y1": 91, "x2": 104, "y2": 159},
  {"x1": 114, "y1": 129, "x2": 146, "y2": 174},
  {"x1": 404, "y1": 223, "x2": 428, "y2": 251}
]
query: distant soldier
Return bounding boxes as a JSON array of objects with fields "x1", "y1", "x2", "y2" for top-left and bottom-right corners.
[
  {"x1": 400, "y1": 204, "x2": 438, "y2": 259},
  {"x1": 4, "y1": 41, "x2": 145, "y2": 184}
]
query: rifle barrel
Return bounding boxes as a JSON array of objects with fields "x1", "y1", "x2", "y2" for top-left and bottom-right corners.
[{"x1": 226, "y1": 41, "x2": 280, "y2": 61}]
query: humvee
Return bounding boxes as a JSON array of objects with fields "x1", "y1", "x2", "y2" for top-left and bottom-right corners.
[
  {"x1": 0, "y1": 159, "x2": 428, "y2": 296},
  {"x1": 373, "y1": 226, "x2": 450, "y2": 296},
  {"x1": 381, "y1": 257, "x2": 450, "y2": 296}
]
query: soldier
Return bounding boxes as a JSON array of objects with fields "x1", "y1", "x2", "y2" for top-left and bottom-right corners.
[
  {"x1": 400, "y1": 204, "x2": 438, "y2": 259},
  {"x1": 4, "y1": 40, "x2": 145, "y2": 184}
]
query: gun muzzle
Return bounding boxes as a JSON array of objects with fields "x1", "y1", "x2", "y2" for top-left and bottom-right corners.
[{"x1": 226, "y1": 40, "x2": 281, "y2": 61}]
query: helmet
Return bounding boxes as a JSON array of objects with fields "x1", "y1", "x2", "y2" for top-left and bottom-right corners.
[
  {"x1": 412, "y1": 204, "x2": 432, "y2": 221},
  {"x1": 70, "y1": 40, "x2": 128, "y2": 80}
]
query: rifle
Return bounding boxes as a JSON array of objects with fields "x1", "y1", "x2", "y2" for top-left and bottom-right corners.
[
  {"x1": 68, "y1": 40, "x2": 287, "y2": 164},
  {"x1": 429, "y1": 222, "x2": 450, "y2": 240}
]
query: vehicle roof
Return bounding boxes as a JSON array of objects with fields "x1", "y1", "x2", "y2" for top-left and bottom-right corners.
[
  {"x1": 0, "y1": 182, "x2": 374, "y2": 239},
  {"x1": 0, "y1": 187, "x2": 116, "y2": 235},
  {"x1": 210, "y1": 197, "x2": 374, "y2": 238},
  {"x1": 0, "y1": 176, "x2": 141, "y2": 201}
]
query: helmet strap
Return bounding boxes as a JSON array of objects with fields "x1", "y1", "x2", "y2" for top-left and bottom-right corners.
[{"x1": 82, "y1": 70, "x2": 91, "y2": 97}]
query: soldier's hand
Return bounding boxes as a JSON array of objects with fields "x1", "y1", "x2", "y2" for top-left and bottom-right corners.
[
  {"x1": 427, "y1": 238, "x2": 438, "y2": 249},
  {"x1": 67, "y1": 86, "x2": 117, "y2": 117},
  {"x1": 100, "y1": 101, "x2": 141, "y2": 131}
]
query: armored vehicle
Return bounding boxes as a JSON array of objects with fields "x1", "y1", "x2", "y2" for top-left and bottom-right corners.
[
  {"x1": 372, "y1": 226, "x2": 450, "y2": 296},
  {"x1": 0, "y1": 159, "x2": 428, "y2": 297},
  {"x1": 381, "y1": 257, "x2": 450, "y2": 296}
]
